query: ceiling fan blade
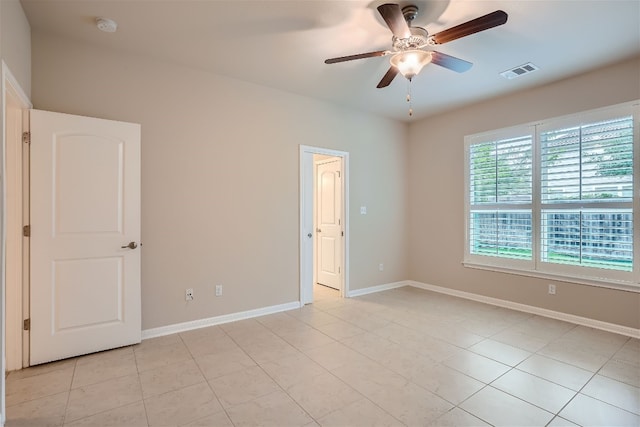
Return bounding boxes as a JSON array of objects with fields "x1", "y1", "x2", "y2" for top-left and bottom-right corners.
[
  {"x1": 431, "y1": 51, "x2": 473, "y2": 73},
  {"x1": 377, "y1": 67, "x2": 399, "y2": 88},
  {"x1": 431, "y1": 10, "x2": 508, "y2": 44},
  {"x1": 325, "y1": 50, "x2": 387, "y2": 64},
  {"x1": 377, "y1": 3, "x2": 411, "y2": 39}
]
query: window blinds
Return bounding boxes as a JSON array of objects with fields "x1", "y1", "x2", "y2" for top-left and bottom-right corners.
[{"x1": 540, "y1": 116, "x2": 633, "y2": 271}]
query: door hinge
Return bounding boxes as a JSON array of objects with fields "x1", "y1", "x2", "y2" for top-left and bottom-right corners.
[
  {"x1": 341, "y1": 231, "x2": 344, "y2": 236},
  {"x1": 23, "y1": 225, "x2": 30, "y2": 237},
  {"x1": 22, "y1": 131, "x2": 31, "y2": 144},
  {"x1": 23, "y1": 318, "x2": 30, "y2": 331}
]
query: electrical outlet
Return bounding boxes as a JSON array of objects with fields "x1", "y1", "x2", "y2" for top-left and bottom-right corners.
[
  {"x1": 379, "y1": 263, "x2": 384, "y2": 271},
  {"x1": 185, "y1": 288, "x2": 194, "y2": 301},
  {"x1": 215, "y1": 285, "x2": 223, "y2": 297},
  {"x1": 548, "y1": 284, "x2": 556, "y2": 295}
]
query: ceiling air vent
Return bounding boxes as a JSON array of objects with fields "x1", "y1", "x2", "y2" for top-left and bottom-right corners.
[{"x1": 500, "y1": 62, "x2": 539, "y2": 80}]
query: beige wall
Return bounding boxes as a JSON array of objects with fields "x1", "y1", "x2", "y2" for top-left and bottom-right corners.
[
  {"x1": 25, "y1": 25, "x2": 640, "y2": 332},
  {"x1": 407, "y1": 57, "x2": 640, "y2": 329},
  {"x1": 31, "y1": 33, "x2": 408, "y2": 330},
  {"x1": 1, "y1": 0, "x2": 31, "y2": 97}
]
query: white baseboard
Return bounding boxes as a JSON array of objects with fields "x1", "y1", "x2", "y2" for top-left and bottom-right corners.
[
  {"x1": 142, "y1": 280, "x2": 639, "y2": 341},
  {"x1": 141, "y1": 301, "x2": 301, "y2": 340},
  {"x1": 347, "y1": 280, "x2": 409, "y2": 298},
  {"x1": 407, "y1": 280, "x2": 640, "y2": 339}
]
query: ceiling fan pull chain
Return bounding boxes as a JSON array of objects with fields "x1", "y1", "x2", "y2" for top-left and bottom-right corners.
[{"x1": 407, "y1": 78, "x2": 413, "y2": 117}]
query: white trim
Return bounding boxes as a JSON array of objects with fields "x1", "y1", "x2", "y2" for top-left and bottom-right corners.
[
  {"x1": 300, "y1": 148, "x2": 312, "y2": 304},
  {"x1": 346, "y1": 281, "x2": 409, "y2": 298},
  {"x1": 407, "y1": 280, "x2": 640, "y2": 339},
  {"x1": 141, "y1": 301, "x2": 301, "y2": 340},
  {"x1": 2, "y1": 62, "x2": 31, "y2": 108},
  {"x1": 463, "y1": 261, "x2": 639, "y2": 293},
  {"x1": 140, "y1": 278, "x2": 639, "y2": 345},
  {"x1": 1, "y1": 62, "x2": 32, "y2": 426}
]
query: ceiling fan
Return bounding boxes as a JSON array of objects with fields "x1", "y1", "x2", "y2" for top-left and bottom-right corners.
[{"x1": 325, "y1": 3, "x2": 508, "y2": 88}]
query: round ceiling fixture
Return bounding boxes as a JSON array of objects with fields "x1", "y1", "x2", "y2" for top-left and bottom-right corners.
[{"x1": 96, "y1": 17, "x2": 118, "y2": 33}]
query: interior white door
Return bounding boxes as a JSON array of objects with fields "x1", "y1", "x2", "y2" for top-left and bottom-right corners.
[
  {"x1": 316, "y1": 159, "x2": 342, "y2": 290},
  {"x1": 30, "y1": 110, "x2": 141, "y2": 365}
]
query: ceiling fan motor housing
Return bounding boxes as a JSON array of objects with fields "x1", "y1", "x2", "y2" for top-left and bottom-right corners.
[
  {"x1": 392, "y1": 27, "x2": 429, "y2": 51},
  {"x1": 391, "y1": 5, "x2": 431, "y2": 52}
]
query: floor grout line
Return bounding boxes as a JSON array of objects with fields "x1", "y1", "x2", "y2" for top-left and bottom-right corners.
[{"x1": 5, "y1": 285, "x2": 638, "y2": 427}]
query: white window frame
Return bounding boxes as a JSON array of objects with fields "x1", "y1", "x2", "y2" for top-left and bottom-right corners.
[
  {"x1": 465, "y1": 125, "x2": 536, "y2": 272},
  {"x1": 464, "y1": 101, "x2": 640, "y2": 292}
]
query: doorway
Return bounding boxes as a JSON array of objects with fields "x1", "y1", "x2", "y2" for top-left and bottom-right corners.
[
  {"x1": 314, "y1": 156, "x2": 342, "y2": 291},
  {"x1": 299, "y1": 146, "x2": 349, "y2": 305}
]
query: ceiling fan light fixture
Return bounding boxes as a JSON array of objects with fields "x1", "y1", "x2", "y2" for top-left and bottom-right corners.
[{"x1": 390, "y1": 50, "x2": 432, "y2": 80}]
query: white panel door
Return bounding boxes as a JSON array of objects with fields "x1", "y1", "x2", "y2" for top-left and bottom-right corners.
[
  {"x1": 30, "y1": 110, "x2": 141, "y2": 365},
  {"x1": 316, "y1": 159, "x2": 342, "y2": 290}
]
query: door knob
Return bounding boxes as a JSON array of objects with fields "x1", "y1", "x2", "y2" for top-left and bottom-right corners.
[
  {"x1": 307, "y1": 233, "x2": 312, "y2": 238},
  {"x1": 316, "y1": 228, "x2": 322, "y2": 233},
  {"x1": 121, "y1": 242, "x2": 138, "y2": 249}
]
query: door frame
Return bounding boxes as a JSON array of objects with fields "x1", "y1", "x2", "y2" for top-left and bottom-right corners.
[
  {"x1": 299, "y1": 145, "x2": 349, "y2": 304},
  {"x1": 1, "y1": 61, "x2": 32, "y2": 422}
]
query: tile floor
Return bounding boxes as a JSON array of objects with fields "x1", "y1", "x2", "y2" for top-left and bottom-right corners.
[{"x1": 5, "y1": 285, "x2": 640, "y2": 426}]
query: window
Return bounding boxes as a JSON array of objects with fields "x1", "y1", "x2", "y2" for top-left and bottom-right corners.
[
  {"x1": 468, "y1": 133, "x2": 532, "y2": 261},
  {"x1": 465, "y1": 102, "x2": 639, "y2": 289}
]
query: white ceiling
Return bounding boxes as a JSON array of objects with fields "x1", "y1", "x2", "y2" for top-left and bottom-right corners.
[{"x1": 20, "y1": 0, "x2": 640, "y2": 122}]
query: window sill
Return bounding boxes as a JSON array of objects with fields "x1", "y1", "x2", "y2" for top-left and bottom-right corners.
[{"x1": 462, "y1": 261, "x2": 640, "y2": 294}]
